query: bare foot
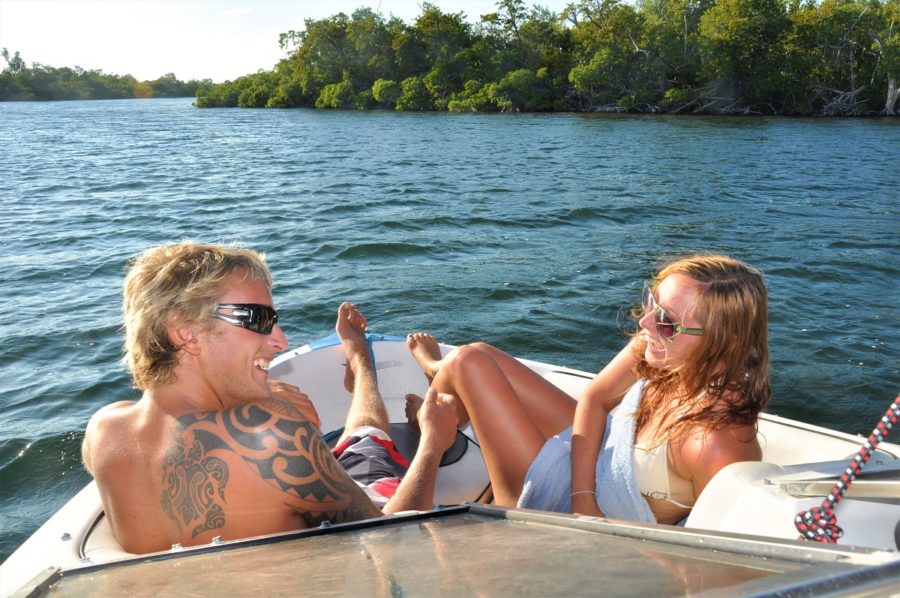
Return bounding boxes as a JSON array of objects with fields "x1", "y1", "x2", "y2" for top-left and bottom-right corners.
[
  {"x1": 406, "y1": 390, "x2": 468, "y2": 432},
  {"x1": 405, "y1": 393, "x2": 424, "y2": 433},
  {"x1": 406, "y1": 332, "x2": 443, "y2": 381},
  {"x1": 336, "y1": 302, "x2": 370, "y2": 375}
]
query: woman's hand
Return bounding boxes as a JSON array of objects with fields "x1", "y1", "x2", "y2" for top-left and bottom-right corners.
[
  {"x1": 571, "y1": 493, "x2": 604, "y2": 517},
  {"x1": 267, "y1": 379, "x2": 321, "y2": 428}
]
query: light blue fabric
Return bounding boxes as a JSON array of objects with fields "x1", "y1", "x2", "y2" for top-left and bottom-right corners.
[{"x1": 517, "y1": 380, "x2": 656, "y2": 523}]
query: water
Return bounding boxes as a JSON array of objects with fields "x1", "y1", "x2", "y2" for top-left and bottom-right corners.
[{"x1": 0, "y1": 98, "x2": 897, "y2": 563}]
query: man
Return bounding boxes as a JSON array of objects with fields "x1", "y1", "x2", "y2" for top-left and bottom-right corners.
[{"x1": 82, "y1": 241, "x2": 457, "y2": 554}]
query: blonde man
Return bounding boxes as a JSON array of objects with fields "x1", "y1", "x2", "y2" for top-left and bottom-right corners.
[{"x1": 83, "y1": 241, "x2": 456, "y2": 554}]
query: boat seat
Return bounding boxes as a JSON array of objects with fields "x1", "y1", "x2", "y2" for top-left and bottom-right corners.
[
  {"x1": 686, "y1": 460, "x2": 900, "y2": 551},
  {"x1": 81, "y1": 512, "x2": 136, "y2": 564}
]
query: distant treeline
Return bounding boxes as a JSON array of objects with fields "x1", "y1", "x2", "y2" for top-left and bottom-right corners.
[
  {"x1": 0, "y1": 49, "x2": 211, "y2": 101},
  {"x1": 195, "y1": 0, "x2": 899, "y2": 116}
]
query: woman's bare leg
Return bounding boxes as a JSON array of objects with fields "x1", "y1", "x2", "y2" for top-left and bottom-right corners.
[
  {"x1": 424, "y1": 343, "x2": 570, "y2": 506},
  {"x1": 408, "y1": 334, "x2": 576, "y2": 438},
  {"x1": 468, "y1": 342, "x2": 577, "y2": 438}
]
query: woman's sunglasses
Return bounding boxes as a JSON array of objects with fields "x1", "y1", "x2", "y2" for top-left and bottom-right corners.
[
  {"x1": 641, "y1": 281, "x2": 704, "y2": 343},
  {"x1": 212, "y1": 303, "x2": 279, "y2": 335}
]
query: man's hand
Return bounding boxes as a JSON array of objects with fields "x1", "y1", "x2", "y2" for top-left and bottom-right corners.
[
  {"x1": 381, "y1": 388, "x2": 459, "y2": 514},
  {"x1": 416, "y1": 388, "x2": 458, "y2": 456},
  {"x1": 267, "y1": 379, "x2": 321, "y2": 428}
]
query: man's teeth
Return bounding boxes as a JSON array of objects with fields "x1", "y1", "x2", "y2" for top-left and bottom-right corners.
[{"x1": 254, "y1": 359, "x2": 270, "y2": 371}]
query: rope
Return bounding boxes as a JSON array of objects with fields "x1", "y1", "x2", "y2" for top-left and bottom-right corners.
[{"x1": 795, "y1": 395, "x2": 900, "y2": 543}]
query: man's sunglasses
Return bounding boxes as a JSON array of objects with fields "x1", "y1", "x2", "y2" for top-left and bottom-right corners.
[
  {"x1": 212, "y1": 303, "x2": 279, "y2": 335},
  {"x1": 641, "y1": 281, "x2": 704, "y2": 343}
]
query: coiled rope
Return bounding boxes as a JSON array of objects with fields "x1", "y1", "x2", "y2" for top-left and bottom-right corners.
[{"x1": 794, "y1": 395, "x2": 900, "y2": 543}]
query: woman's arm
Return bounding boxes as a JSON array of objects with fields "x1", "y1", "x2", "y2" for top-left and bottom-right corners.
[
  {"x1": 570, "y1": 341, "x2": 639, "y2": 515},
  {"x1": 674, "y1": 423, "x2": 762, "y2": 502}
]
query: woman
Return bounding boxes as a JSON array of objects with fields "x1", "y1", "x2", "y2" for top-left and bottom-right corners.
[{"x1": 407, "y1": 254, "x2": 770, "y2": 524}]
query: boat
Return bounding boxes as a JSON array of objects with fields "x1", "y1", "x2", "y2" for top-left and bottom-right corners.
[{"x1": 3, "y1": 333, "x2": 899, "y2": 596}]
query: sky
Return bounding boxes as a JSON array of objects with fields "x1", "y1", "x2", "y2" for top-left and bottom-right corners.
[{"x1": 0, "y1": 0, "x2": 571, "y2": 83}]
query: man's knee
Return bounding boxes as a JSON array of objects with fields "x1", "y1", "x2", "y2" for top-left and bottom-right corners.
[{"x1": 345, "y1": 416, "x2": 390, "y2": 436}]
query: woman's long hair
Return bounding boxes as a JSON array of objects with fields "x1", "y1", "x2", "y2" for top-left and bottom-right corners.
[{"x1": 632, "y1": 254, "x2": 771, "y2": 439}]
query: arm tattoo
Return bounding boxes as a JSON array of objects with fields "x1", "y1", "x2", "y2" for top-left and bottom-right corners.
[{"x1": 160, "y1": 400, "x2": 378, "y2": 536}]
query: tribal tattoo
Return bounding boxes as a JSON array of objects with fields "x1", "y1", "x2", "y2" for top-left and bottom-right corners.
[
  {"x1": 160, "y1": 413, "x2": 229, "y2": 538},
  {"x1": 160, "y1": 397, "x2": 378, "y2": 536}
]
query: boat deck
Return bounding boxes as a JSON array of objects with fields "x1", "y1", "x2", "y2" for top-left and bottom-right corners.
[{"x1": 20, "y1": 505, "x2": 900, "y2": 597}]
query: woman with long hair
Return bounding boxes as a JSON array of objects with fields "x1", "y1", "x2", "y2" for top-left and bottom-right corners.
[{"x1": 407, "y1": 254, "x2": 770, "y2": 524}]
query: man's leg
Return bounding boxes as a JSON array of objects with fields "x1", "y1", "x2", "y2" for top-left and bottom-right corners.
[{"x1": 336, "y1": 302, "x2": 389, "y2": 444}]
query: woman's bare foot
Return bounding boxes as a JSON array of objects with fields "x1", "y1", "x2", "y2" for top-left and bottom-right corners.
[
  {"x1": 405, "y1": 391, "x2": 469, "y2": 431},
  {"x1": 405, "y1": 393, "x2": 424, "y2": 433},
  {"x1": 407, "y1": 332, "x2": 443, "y2": 381}
]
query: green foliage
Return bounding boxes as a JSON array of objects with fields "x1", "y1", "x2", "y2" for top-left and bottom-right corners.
[
  {"x1": 372, "y1": 78, "x2": 401, "y2": 107},
  {"x1": 570, "y1": 46, "x2": 644, "y2": 107},
  {"x1": 355, "y1": 89, "x2": 376, "y2": 109},
  {"x1": 11, "y1": 0, "x2": 893, "y2": 115},
  {"x1": 447, "y1": 80, "x2": 499, "y2": 111},
  {"x1": 660, "y1": 85, "x2": 697, "y2": 109},
  {"x1": 0, "y1": 48, "x2": 207, "y2": 102},
  {"x1": 193, "y1": 0, "x2": 899, "y2": 116},
  {"x1": 493, "y1": 68, "x2": 553, "y2": 111},
  {"x1": 238, "y1": 84, "x2": 270, "y2": 108},
  {"x1": 195, "y1": 72, "x2": 276, "y2": 108},
  {"x1": 265, "y1": 78, "x2": 303, "y2": 108},
  {"x1": 1, "y1": 48, "x2": 26, "y2": 74},
  {"x1": 316, "y1": 78, "x2": 356, "y2": 109},
  {"x1": 396, "y1": 76, "x2": 433, "y2": 110},
  {"x1": 699, "y1": 0, "x2": 791, "y2": 107}
]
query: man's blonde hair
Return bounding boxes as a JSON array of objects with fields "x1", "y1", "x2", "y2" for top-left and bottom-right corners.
[{"x1": 123, "y1": 241, "x2": 273, "y2": 390}]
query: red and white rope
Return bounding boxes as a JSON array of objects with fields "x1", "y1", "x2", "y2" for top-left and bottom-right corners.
[{"x1": 795, "y1": 395, "x2": 900, "y2": 543}]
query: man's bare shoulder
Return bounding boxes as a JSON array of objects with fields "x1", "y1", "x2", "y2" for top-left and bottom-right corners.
[
  {"x1": 86, "y1": 400, "x2": 140, "y2": 428},
  {"x1": 164, "y1": 397, "x2": 382, "y2": 527},
  {"x1": 83, "y1": 400, "x2": 154, "y2": 473},
  {"x1": 84, "y1": 400, "x2": 140, "y2": 450}
]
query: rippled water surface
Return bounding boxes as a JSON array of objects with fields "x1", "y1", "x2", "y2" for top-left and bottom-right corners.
[{"x1": 0, "y1": 98, "x2": 897, "y2": 563}]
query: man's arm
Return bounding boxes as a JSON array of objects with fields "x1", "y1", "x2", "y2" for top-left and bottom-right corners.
[{"x1": 382, "y1": 389, "x2": 458, "y2": 514}]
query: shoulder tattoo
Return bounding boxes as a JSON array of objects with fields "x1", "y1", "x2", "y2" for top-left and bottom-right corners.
[{"x1": 160, "y1": 402, "x2": 377, "y2": 535}]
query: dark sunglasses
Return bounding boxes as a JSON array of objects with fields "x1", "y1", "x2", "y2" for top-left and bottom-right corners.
[
  {"x1": 641, "y1": 281, "x2": 704, "y2": 343},
  {"x1": 212, "y1": 303, "x2": 279, "y2": 335}
]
